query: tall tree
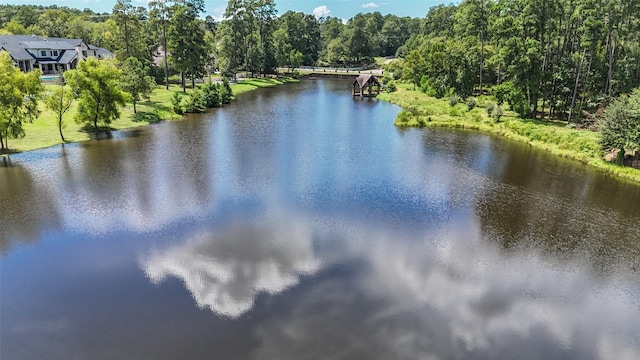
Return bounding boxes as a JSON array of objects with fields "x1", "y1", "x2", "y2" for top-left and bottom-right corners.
[
  {"x1": 600, "y1": 88, "x2": 640, "y2": 158},
  {"x1": 168, "y1": 0, "x2": 207, "y2": 91},
  {"x1": 44, "y1": 77, "x2": 74, "y2": 142},
  {"x1": 402, "y1": 49, "x2": 427, "y2": 90},
  {"x1": 120, "y1": 57, "x2": 156, "y2": 113},
  {"x1": 112, "y1": 0, "x2": 149, "y2": 63},
  {"x1": 0, "y1": 52, "x2": 43, "y2": 151},
  {"x1": 64, "y1": 58, "x2": 129, "y2": 133},
  {"x1": 149, "y1": 0, "x2": 170, "y2": 89}
]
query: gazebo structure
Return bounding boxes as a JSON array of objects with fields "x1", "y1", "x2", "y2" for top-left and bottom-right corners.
[{"x1": 352, "y1": 74, "x2": 381, "y2": 97}]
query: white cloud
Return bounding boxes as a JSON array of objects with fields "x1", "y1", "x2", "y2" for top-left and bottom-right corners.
[
  {"x1": 312, "y1": 5, "x2": 331, "y2": 18},
  {"x1": 341, "y1": 18, "x2": 348, "y2": 25},
  {"x1": 361, "y1": 2, "x2": 380, "y2": 8}
]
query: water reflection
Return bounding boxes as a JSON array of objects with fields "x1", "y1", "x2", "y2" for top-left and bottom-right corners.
[
  {"x1": 2, "y1": 80, "x2": 640, "y2": 359},
  {"x1": 469, "y1": 136, "x2": 640, "y2": 275},
  {"x1": 0, "y1": 162, "x2": 61, "y2": 252},
  {"x1": 142, "y1": 216, "x2": 321, "y2": 318},
  {"x1": 249, "y1": 223, "x2": 639, "y2": 359},
  {"x1": 137, "y1": 210, "x2": 640, "y2": 359}
]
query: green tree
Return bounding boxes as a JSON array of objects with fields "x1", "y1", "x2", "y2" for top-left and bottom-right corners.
[
  {"x1": 346, "y1": 14, "x2": 371, "y2": 63},
  {"x1": 120, "y1": 57, "x2": 156, "y2": 113},
  {"x1": 600, "y1": 88, "x2": 640, "y2": 157},
  {"x1": 112, "y1": 0, "x2": 149, "y2": 63},
  {"x1": 0, "y1": 52, "x2": 43, "y2": 151},
  {"x1": 402, "y1": 50, "x2": 427, "y2": 90},
  {"x1": 2, "y1": 20, "x2": 27, "y2": 34},
  {"x1": 149, "y1": 0, "x2": 171, "y2": 89},
  {"x1": 168, "y1": 0, "x2": 207, "y2": 91},
  {"x1": 64, "y1": 58, "x2": 129, "y2": 133},
  {"x1": 289, "y1": 49, "x2": 303, "y2": 71},
  {"x1": 32, "y1": 9, "x2": 69, "y2": 38},
  {"x1": 44, "y1": 76, "x2": 74, "y2": 142}
]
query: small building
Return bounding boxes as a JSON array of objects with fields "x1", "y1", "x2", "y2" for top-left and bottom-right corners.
[
  {"x1": 352, "y1": 74, "x2": 381, "y2": 97},
  {"x1": 0, "y1": 35, "x2": 113, "y2": 74}
]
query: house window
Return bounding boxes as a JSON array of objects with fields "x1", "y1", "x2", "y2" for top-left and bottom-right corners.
[
  {"x1": 48, "y1": 64, "x2": 53, "y2": 71},
  {"x1": 41, "y1": 50, "x2": 46, "y2": 56},
  {"x1": 82, "y1": 50, "x2": 87, "y2": 57},
  {"x1": 53, "y1": 50, "x2": 58, "y2": 56}
]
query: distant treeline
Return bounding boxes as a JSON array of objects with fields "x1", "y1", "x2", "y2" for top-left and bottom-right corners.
[{"x1": 2, "y1": 1, "x2": 640, "y2": 121}]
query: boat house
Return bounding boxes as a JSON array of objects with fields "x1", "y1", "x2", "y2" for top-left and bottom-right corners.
[{"x1": 352, "y1": 74, "x2": 381, "y2": 97}]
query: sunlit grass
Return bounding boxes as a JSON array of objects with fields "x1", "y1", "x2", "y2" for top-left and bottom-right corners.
[{"x1": 379, "y1": 83, "x2": 640, "y2": 184}]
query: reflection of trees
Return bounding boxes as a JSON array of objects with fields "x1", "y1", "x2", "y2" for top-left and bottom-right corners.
[
  {"x1": 64, "y1": 122, "x2": 214, "y2": 232},
  {"x1": 141, "y1": 218, "x2": 321, "y2": 318},
  {"x1": 473, "y1": 138, "x2": 640, "y2": 274},
  {"x1": 0, "y1": 161, "x2": 61, "y2": 254}
]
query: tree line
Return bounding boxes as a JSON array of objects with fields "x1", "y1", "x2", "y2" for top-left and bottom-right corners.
[
  {"x1": 0, "y1": 2, "x2": 421, "y2": 85},
  {"x1": 395, "y1": 0, "x2": 640, "y2": 122},
  {"x1": 1, "y1": 0, "x2": 639, "y2": 160}
]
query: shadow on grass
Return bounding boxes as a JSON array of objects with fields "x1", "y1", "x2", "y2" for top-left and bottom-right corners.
[{"x1": 133, "y1": 111, "x2": 163, "y2": 123}]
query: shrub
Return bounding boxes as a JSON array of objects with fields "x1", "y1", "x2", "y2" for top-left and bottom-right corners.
[
  {"x1": 171, "y1": 92, "x2": 183, "y2": 115},
  {"x1": 392, "y1": 67, "x2": 402, "y2": 80},
  {"x1": 492, "y1": 81, "x2": 529, "y2": 118},
  {"x1": 465, "y1": 96, "x2": 478, "y2": 111},
  {"x1": 221, "y1": 77, "x2": 233, "y2": 104},
  {"x1": 486, "y1": 102, "x2": 496, "y2": 117},
  {"x1": 184, "y1": 88, "x2": 206, "y2": 113},
  {"x1": 202, "y1": 80, "x2": 221, "y2": 108},
  {"x1": 448, "y1": 94, "x2": 462, "y2": 107},
  {"x1": 396, "y1": 110, "x2": 413, "y2": 122},
  {"x1": 385, "y1": 80, "x2": 397, "y2": 93},
  {"x1": 493, "y1": 105, "x2": 504, "y2": 122}
]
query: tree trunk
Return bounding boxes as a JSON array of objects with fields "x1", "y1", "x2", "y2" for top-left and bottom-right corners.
[
  {"x1": 605, "y1": 35, "x2": 616, "y2": 97},
  {"x1": 568, "y1": 48, "x2": 586, "y2": 123},
  {"x1": 181, "y1": 72, "x2": 186, "y2": 93},
  {"x1": 124, "y1": 16, "x2": 130, "y2": 59},
  {"x1": 58, "y1": 116, "x2": 65, "y2": 142},
  {"x1": 578, "y1": 50, "x2": 593, "y2": 115},
  {"x1": 163, "y1": 25, "x2": 169, "y2": 90},
  {"x1": 190, "y1": 65, "x2": 195, "y2": 89},
  {"x1": 133, "y1": 100, "x2": 137, "y2": 114},
  {"x1": 479, "y1": 0, "x2": 485, "y2": 94},
  {"x1": 0, "y1": 130, "x2": 5, "y2": 150}
]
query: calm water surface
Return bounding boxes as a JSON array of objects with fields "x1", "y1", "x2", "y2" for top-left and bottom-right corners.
[{"x1": 1, "y1": 80, "x2": 640, "y2": 359}]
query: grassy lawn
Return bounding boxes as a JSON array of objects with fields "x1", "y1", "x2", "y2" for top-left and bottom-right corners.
[
  {"x1": 378, "y1": 83, "x2": 640, "y2": 184},
  {"x1": 5, "y1": 77, "x2": 297, "y2": 154}
]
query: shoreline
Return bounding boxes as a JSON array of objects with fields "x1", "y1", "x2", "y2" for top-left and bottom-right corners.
[
  {"x1": 2, "y1": 76, "x2": 298, "y2": 156},
  {"x1": 377, "y1": 84, "x2": 640, "y2": 185}
]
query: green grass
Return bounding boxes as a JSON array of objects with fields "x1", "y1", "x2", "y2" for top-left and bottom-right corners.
[
  {"x1": 4, "y1": 77, "x2": 297, "y2": 154},
  {"x1": 379, "y1": 83, "x2": 640, "y2": 184}
]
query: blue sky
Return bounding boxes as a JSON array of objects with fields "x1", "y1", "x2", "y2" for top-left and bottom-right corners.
[{"x1": 6, "y1": 0, "x2": 449, "y2": 20}]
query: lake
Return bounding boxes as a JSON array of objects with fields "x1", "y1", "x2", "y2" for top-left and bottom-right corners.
[{"x1": 1, "y1": 79, "x2": 640, "y2": 359}]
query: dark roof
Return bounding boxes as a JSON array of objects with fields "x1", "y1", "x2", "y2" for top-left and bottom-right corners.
[
  {"x1": 57, "y1": 50, "x2": 77, "y2": 64},
  {"x1": 0, "y1": 44, "x2": 34, "y2": 61},
  {"x1": 95, "y1": 48, "x2": 114, "y2": 59},
  {"x1": 353, "y1": 74, "x2": 381, "y2": 88},
  {"x1": 22, "y1": 40, "x2": 78, "y2": 50}
]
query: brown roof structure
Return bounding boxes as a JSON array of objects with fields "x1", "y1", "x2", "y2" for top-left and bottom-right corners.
[{"x1": 352, "y1": 74, "x2": 381, "y2": 97}]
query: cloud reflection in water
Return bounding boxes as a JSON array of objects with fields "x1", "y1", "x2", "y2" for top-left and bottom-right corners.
[
  {"x1": 141, "y1": 219, "x2": 321, "y2": 318},
  {"x1": 141, "y1": 215, "x2": 640, "y2": 359}
]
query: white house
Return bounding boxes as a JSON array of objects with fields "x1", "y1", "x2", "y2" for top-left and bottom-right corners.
[{"x1": 0, "y1": 35, "x2": 113, "y2": 74}]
